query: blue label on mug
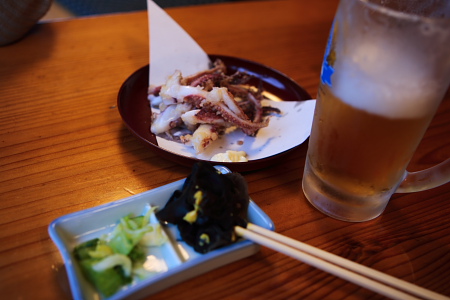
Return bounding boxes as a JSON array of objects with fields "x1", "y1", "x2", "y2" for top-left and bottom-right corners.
[
  {"x1": 321, "y1": 22, "x2": 335, "y2": 86},
  {"x1": 321, "y1": 63, "x2": 334, "y2": 86}
]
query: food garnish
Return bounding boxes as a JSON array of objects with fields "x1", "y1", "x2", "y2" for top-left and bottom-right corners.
[
  {"x1": 148, "y1": 59, "x2": 280, "y2": 154},
  {"x1": 210, "y1": 150, "x2": 248, "y2": 162},
  {"x1": 156, "y1": 162, "x2": 249, "y2": 253},
  {"x1": 73, "y1": 207, "x2": 167, "y2": 297}
]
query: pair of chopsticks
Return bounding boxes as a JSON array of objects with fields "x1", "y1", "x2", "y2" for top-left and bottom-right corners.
[{"x1": 235, "y1": 223, "x2": 450, "y2": 300}]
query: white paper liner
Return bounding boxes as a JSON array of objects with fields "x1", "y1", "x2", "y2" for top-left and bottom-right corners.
[{"x1": 147, "y1": 0, "x2": 315, "y2": 161}]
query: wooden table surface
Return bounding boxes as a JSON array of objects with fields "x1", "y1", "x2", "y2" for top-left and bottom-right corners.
[{"x1": 1, "y1": 0, "x2": 449, "y2": 299}]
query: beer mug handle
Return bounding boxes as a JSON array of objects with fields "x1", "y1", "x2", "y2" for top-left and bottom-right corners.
[{"x1": 396, "y1": 159, "x2": 450, "y2": 193}]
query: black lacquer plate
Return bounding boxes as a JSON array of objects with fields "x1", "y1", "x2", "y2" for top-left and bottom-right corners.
[{"x1": 118, "y1": 54, "x2": 312, "y2": 172}]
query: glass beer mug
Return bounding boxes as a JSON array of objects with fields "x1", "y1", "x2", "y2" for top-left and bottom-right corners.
[{"x1": 302, "y1": 0, "x2": 450, "y2": 222}]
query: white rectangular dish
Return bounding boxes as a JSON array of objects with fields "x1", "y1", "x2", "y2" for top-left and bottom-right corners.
[{"x1": 49, "y1": 166, "x2": 274, "y2": 300}]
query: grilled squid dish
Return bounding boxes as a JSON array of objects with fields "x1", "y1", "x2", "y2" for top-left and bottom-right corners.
[{"x1": 148, "y1": 59, "x2": 279, "y2": 153}]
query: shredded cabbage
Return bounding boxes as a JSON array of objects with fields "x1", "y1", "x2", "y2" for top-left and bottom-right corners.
[
  {"x1": 92, "y1": 254, "x2": 132, "y2": 277},
  {"x1": 88, "y1": 244, "x2": 114, "y2": 258},
  {"x1": 106, "y1": 207, "x2": 160, "y2": 254},
  {"x1": 140, "y1": 223, "x2": 168, "y2": 246}
]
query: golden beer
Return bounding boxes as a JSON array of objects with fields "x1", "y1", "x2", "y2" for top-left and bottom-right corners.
[
  {"x1": 307, "y1": 84, "x2": 436, "y2": 196},
  {"x1": 302, "y1": 81, "x2": 442, "y2": 221}
]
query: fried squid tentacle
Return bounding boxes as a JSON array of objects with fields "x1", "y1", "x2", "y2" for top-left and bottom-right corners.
[
  {"x1": 182, "y1": 124, "x2": 219, "y2": 153},
  {"x1": 151, "y1": 103, "x2": 192, "y2": 134},
  {"x1": 149, "y1": 59, "x2": 274, "y2": 153}
]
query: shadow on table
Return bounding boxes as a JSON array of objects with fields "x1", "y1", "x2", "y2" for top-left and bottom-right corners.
[{"x1": 56, "y1": 0, "x2": 246, "y2": 16}]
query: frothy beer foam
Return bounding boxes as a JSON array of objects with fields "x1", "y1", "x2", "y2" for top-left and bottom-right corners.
[{"x1": 332, "y1": 42, "x2": 439, "y2": 119}]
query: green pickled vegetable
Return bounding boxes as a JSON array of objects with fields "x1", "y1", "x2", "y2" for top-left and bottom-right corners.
[
  {"x1": 80, "y1": 256, "x2": 131, "y2": 297},
  {"x1": 73, "y1": 207, "x2": 168, "y2": 298},
  {"x1": 74, "y1": 239, "x2": 131, "y2": 297}
]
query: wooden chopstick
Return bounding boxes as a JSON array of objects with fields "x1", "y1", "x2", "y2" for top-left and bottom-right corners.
[{"x1": 235, "y1": 223, "x2": 450, "y2": 300}]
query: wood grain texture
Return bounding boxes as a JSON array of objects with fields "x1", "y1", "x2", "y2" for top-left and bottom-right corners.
[{"x1": 0, "y1": 0, "x2": 449, "y2": 299}]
